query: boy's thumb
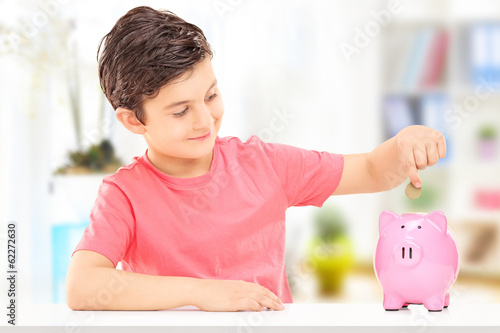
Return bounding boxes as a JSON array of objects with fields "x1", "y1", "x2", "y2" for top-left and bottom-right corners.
[{"x1": 409, "y1": 171, "x2": 421, "y2": 189}]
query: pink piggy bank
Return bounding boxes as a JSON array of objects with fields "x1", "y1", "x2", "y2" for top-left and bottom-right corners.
[{"x1": 374, "y1": 210, "x2": 459, "y2": 312}]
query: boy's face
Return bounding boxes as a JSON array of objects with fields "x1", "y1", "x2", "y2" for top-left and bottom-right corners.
[{"x1": 140, "y1": 57, "x2": 224, "y2": 162}]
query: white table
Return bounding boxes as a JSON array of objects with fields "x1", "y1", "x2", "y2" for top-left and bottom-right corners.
[{"x1": 3, "y1": 303, "x2": 499, "y2": 332}]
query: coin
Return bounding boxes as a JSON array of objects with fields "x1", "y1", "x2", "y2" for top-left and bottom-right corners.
[{"x1": 405, "y1": 182, "x2": 421, "y2": 200}]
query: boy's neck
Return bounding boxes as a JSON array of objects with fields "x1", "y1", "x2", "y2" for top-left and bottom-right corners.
[{"x1": 146, "y1": 149, "x2": 214, "y2": 178}]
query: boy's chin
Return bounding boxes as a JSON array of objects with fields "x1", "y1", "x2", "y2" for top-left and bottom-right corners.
[{"x1": 185, "y1": 141, "x2": 215, "y2": 156}]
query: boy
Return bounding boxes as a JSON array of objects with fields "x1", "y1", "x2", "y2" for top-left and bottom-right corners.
[{"x1": 66, "y1": 6, "x2": 446, "y2": 312}]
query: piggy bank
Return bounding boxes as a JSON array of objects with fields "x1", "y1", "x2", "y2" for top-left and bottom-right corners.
[{"x1": 374, "y1": 211, "x2": 459, "y2": 312}]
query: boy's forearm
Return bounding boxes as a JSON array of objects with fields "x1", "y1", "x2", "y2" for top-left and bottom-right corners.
[
  {"x1": 333, "y1": 126, "x2": 445, "y2": 195},
  {"x1": 67, "y1": 267, "x2": 200, "y2": 311},
  {"x1": 332, "y1": 138, "x2": 405, "y2": 196}
]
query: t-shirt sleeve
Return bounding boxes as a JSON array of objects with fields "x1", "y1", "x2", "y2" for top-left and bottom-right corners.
[
  {"x1": 72, "y1": 177, "x2": 135, "y2": 267},
  {"x1": 256, "y1": 137, "x2": 344, "y2": 207}
]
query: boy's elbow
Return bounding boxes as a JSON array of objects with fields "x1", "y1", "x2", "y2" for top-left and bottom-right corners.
[
  {"x1": 66, "y1": 251, "x2": 115, "y2": 310},
  {"x1": 65, "y1": 277, "x2": 86, "y2": 310},
  {"x1": 65, "y1": 267, "x2": 95, "y2": 311},
  {"x1": 66, "y1": 296, "x2": 83, "y2": 311}
]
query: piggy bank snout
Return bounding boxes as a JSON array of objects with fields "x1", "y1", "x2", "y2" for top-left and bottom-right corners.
[{"x1": 393, "y1": 241, "x2": 422, "y2": 266}]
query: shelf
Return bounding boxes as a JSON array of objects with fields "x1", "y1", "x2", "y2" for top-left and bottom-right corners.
[{"x1": 380, "y1": 19, "x2": 500, "y2": 280}]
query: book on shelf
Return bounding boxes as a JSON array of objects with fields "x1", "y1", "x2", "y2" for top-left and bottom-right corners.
[
  {"x1": 420, "y1": 30, "x2": 449, "y2": 89},
  {"x1": 470, "y1": 23, "x2": 500, "y2": 89},
  {"x1": 396, "y1": 27, "x2": 449, "y2": 91}
]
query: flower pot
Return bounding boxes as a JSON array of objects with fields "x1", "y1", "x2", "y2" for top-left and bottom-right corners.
[{"x1": 308, "y1": 236, "x2": 354, "y2": 296}]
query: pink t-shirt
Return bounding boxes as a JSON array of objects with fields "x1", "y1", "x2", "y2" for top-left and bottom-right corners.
[{"x1": 74, "y1": 136, "x2": 344, "y2": 303}]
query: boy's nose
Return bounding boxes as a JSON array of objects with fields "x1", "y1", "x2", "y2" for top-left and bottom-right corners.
[{"x1": 192, "y1": 105, "x2": 213, "y2": 130}]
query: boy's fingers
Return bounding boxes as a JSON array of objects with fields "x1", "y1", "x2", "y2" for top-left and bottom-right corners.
[
  {"x1": 409, "y1": 169, "x2": 421, "y2": 188},
  {"x1": 406, "y1": 152, "x2": 421, "y2": 188},
  {"x1": 426, "y1": 142, "x2": 439, "y2": 166},
  {"x1": 246, "y1": 299, "x2": 265, "y2": 312},
  {"x1": 254, "y1": 284, "x2": 281, "y2": 304},
  {"x1": 265, "y1": 290, "x2": 282, "y2": 305},
  {"x1": 413, "y1": 147, "x2": 428, "y2": 170},
  {"x1": 253, "y1": 286, "x2": 284, "y2": 311},
  {"x1": 437, "y1": 136, "x2": 447, "y2": 159},
  {"x1": 260, "y1": 295, "x2": 285, "y2": 311}
]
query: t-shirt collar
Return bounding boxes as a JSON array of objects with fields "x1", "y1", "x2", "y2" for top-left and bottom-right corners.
[{"x1": 139, "y1": 137, "x2": 220, "y2": 187}]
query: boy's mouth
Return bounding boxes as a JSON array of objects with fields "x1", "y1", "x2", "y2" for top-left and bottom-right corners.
[{"x1": 188, "y1": 129, "x2": 212, "y2": 141}]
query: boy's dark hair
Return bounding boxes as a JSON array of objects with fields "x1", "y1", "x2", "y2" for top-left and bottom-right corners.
[{"x1": 97, "y1": 6, "x2": 213, "y2": 124}]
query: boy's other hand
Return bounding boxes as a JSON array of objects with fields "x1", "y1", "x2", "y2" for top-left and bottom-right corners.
[
  {"x1": 192, "y1": 279, "x2": 285, "y2": 312},
  {"x1": 395, "y1": 125, "x2": 447, "y2": 188}
]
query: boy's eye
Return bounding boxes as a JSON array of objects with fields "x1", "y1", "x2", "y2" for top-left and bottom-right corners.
[
  {"x1": 172, "y1": 92, "x2": 216, "y2": 118},
  {"x1": 206, "y1": 92, "x2": 217, "y2": 101},
  {"x1": 173, "y1": 107, "x2": 188, "y2": 118}
]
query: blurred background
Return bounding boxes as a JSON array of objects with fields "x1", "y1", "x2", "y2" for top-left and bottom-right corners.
[{"x1": 0, "y1": 0, "x2": 499, "y2": 305}]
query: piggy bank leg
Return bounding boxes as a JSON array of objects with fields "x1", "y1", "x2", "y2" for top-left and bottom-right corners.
[
  {"x1": 423, "y1": 294, "x2": 445, "y2": 312},
  {"x1": 383, "y1": 294, "x2": 405, "y2": 311},
  {"x1": 443, "y1": 292, "x2": 450, "y2": 308}
]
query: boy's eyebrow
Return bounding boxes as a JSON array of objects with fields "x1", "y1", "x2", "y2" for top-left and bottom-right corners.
[{"x1": 164, "y1": 79, "x2": 218, "y2": 110}]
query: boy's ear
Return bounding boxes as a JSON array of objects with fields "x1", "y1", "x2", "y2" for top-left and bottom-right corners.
[{"x1": 115, "y1": 108, "x2": 146, "y2": 134}]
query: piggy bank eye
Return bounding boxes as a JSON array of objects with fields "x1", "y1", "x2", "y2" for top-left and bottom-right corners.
[
  {"x1": 401, "y1": 225, "x2": 405, "y2": 229},
  {"x1": 417, "y1": 226, "x2": 422, "y2": 229}
]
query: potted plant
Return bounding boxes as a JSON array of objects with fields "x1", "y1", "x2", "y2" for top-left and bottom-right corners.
[
  {"x1": 52, "y1": 120, "x2": 123, "y2": 218},
  {"x1": 307, "y1": 204, "x2": 354, "y2": 296},
  {"x1": 51, "y1": 41, "x2": 123, "y2": 217},
  {"x1": 54, "y1": 138, "x2": 122, "y2": 175}
]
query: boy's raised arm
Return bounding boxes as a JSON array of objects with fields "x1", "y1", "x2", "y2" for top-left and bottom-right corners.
[
  {"x1": 66, "y1": 250, "x2": 284, "y2": 311},
  {"x1": 332, "y1": 125, "x2": 446, "y2": 196}
]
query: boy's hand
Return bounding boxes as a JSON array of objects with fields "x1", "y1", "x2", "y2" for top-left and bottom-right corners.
[
  {"x1": 395, "y1": 125, "x2": 446, "y2": 188},
  {"x1": 192, "y1": 279, "x2": 285, "y2": 312}
]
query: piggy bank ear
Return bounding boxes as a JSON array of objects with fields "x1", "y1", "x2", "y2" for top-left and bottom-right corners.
[
  {"x1": 425, "y1": 211, "x2": 447, "y2": 233},
  {"x1": 379, "y1": 210, "x2": 399, "y2": 234}
]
